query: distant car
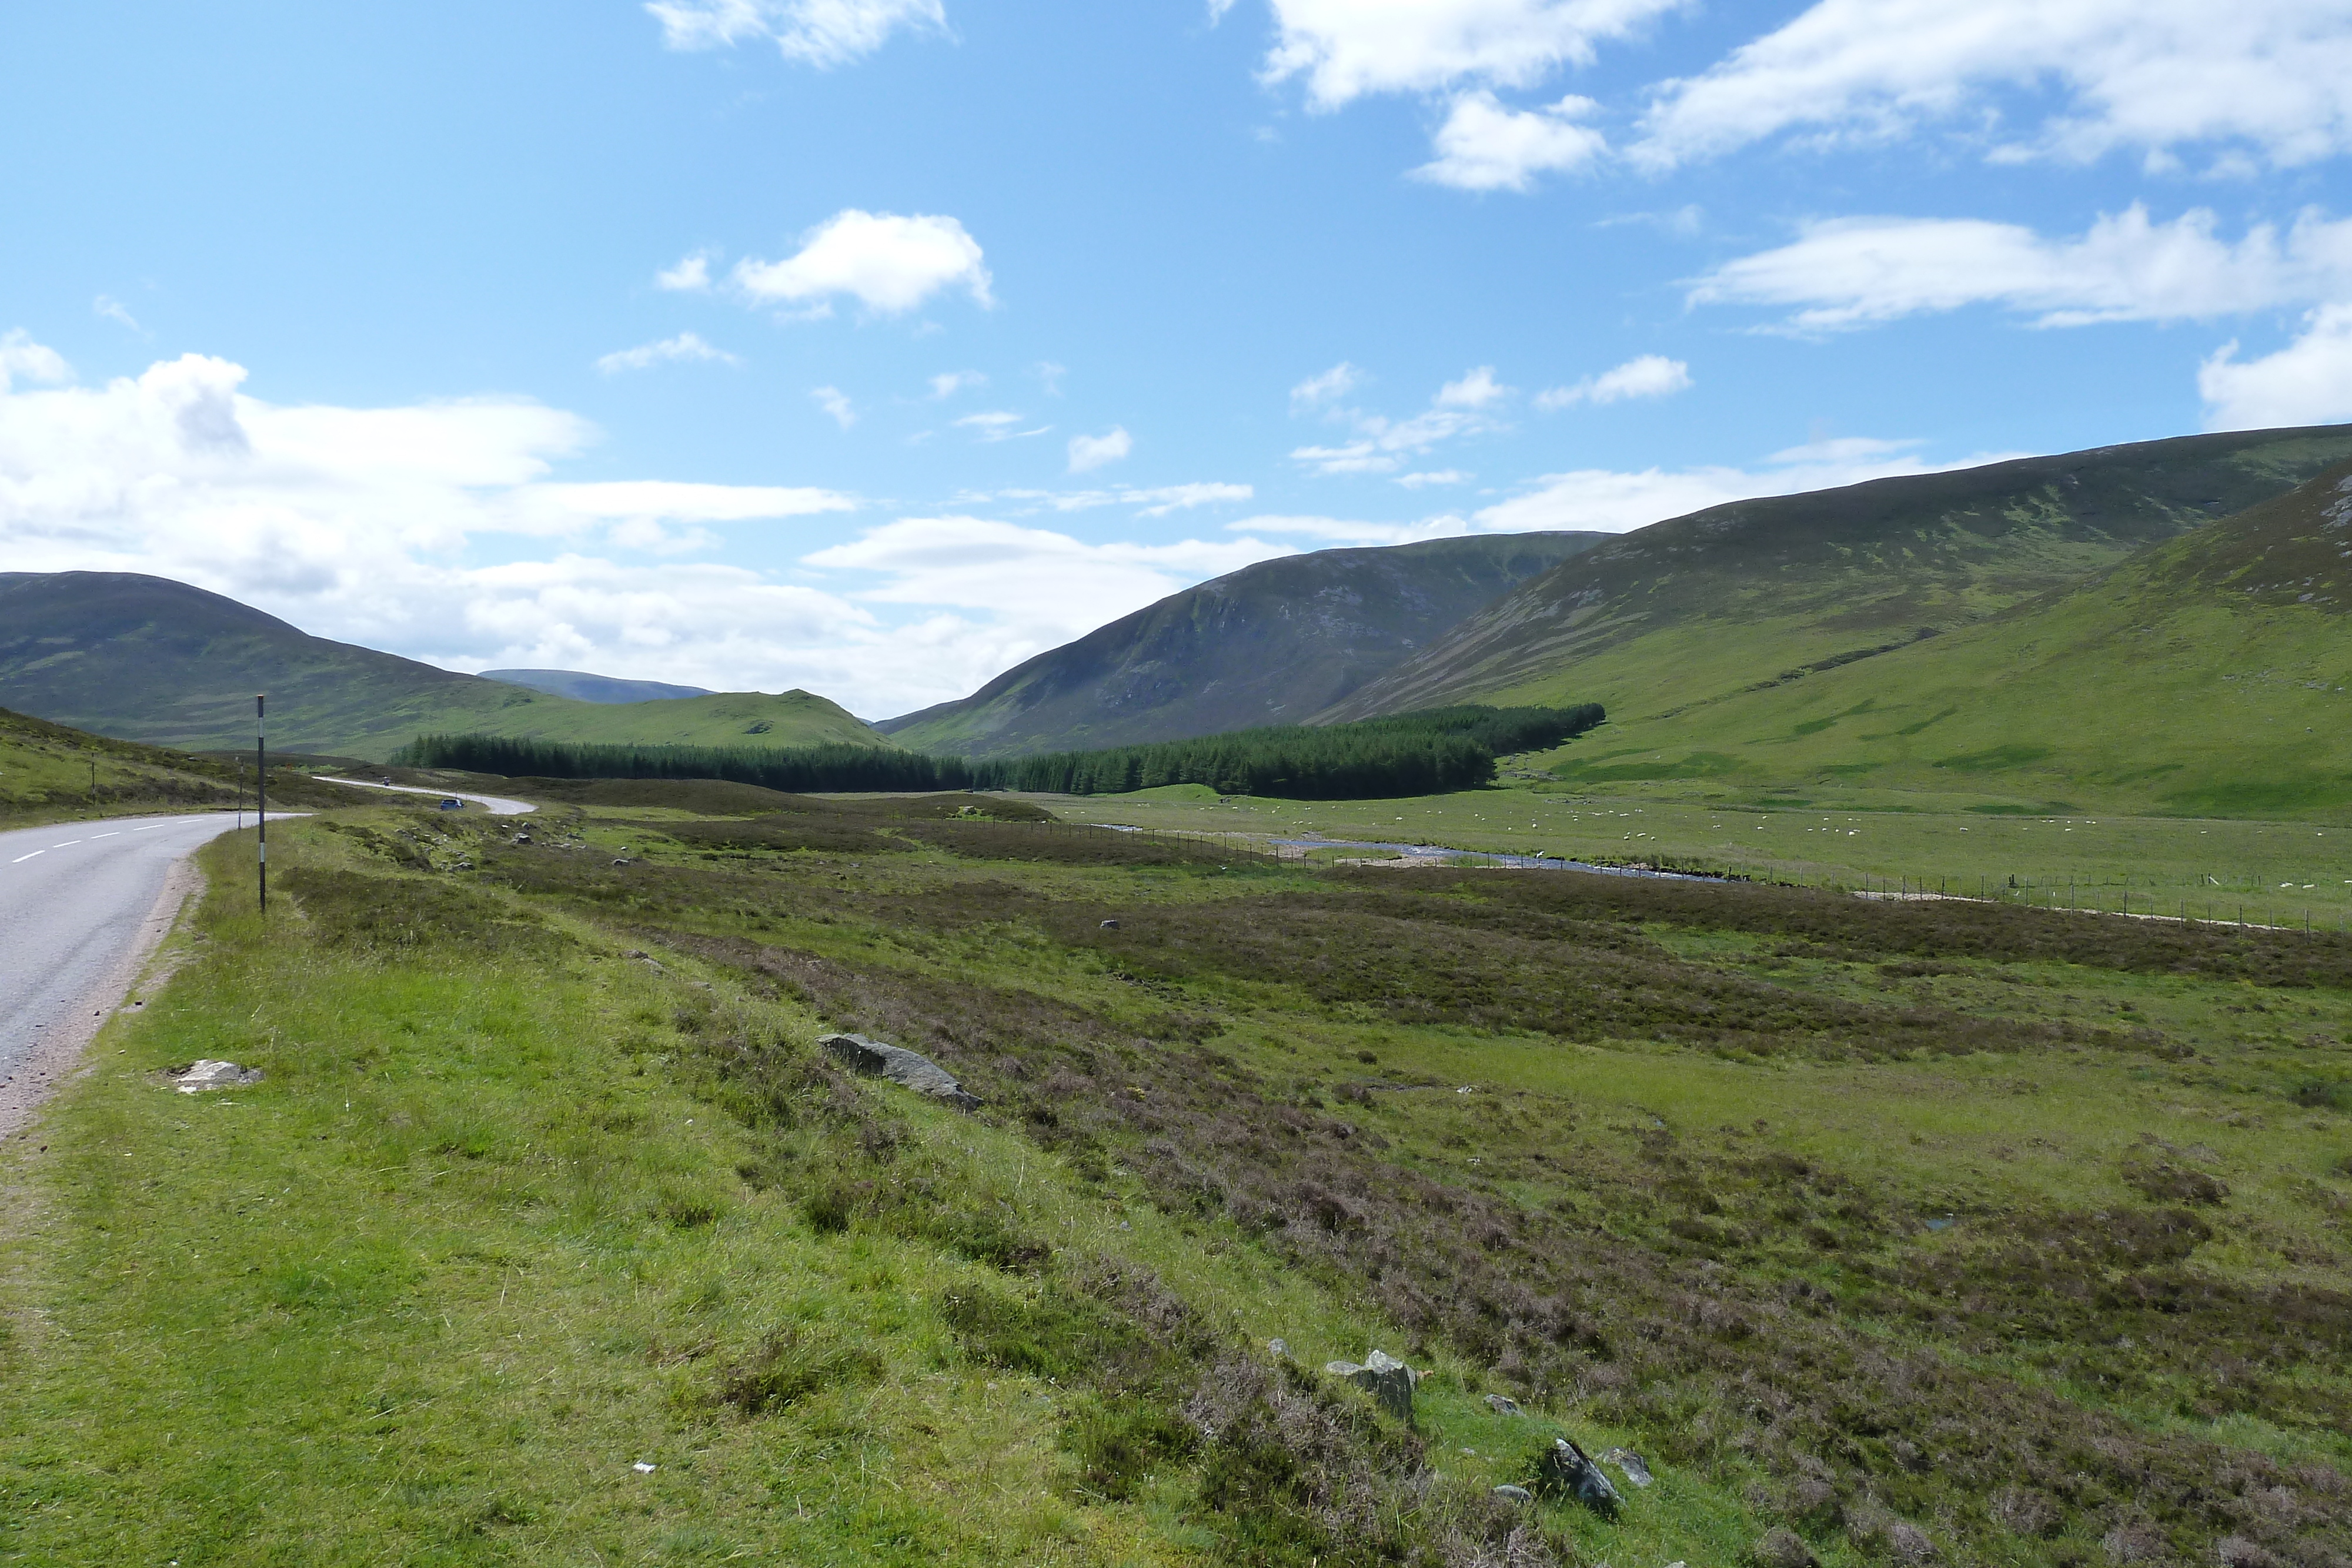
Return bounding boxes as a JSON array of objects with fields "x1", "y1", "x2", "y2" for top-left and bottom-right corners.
[{"x1": 438, "y1": 797, "x2": 463, "y2": 811}]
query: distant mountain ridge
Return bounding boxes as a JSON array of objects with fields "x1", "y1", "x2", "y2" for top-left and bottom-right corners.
[
  {"x1": 1320, "y1": 424, "x2": 2352, "y2": 726},
  {"x1": 0, "y1": 572, "x2": 887, "y2": 761},
  {"x1": 483, "y1": 669, "x2": 713, "y2": 704},
  {"x1": 881, "y1": 531, "x2": 1604, "y2": 757}
]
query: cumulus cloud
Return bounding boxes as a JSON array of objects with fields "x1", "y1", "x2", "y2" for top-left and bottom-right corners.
[
  {"x1": 1230, "y1": 513, "x2": 1475, "y2": 544},
  {"x1": 1635, "y1": 0, "x2": 2352, "y2": 172},
  {"x1": 1412, "y1": 91, "x2": 1608, "y2": 190},
  {"x1": 1690, "y1": 205, "x2": 2352, "y2": 332},
  {"x1": 656, "y1": 252, "x2": 714, "y2": 292},
  {"x1": 0, "y1": 329, "x2": 71, "y2": 392},
  {"x1": 927, "y1": 369, "x2": 986, "y2": 399},
  {"x1": 973, "y1": 482, "x2": 1253, "y2": 517},
  {"x1": 2200, "y1": 303, "x2": 2352, "y2": 430},
  {"x1": 1536, "y1": 353, "x2": 1692, "y2": 408},
  {"x1": 646, "y1": 0, "x2": 946, "y2": 68},
  {"x1": 594, "y1": 332, "x2": 740, "y2": 374},
  {"x1": 1396, "y1": 469, "x2": 1472, "y2": 487},
  {"x1": 1436, "y1": 365, "x2": 1512, "y2": 408},
  {"x1": 1067, "y1": 426, "x2": 1133, "y2": 473},
  {"x1": 1262, "y1": 0, "x2": 1681, "y2": 109},
  {"x1": 732, "y1": 210, "x2": 993, "y2": 316},
  {"x1": 1290, "y1": 361, "x2": 1362, "y2": 412}
]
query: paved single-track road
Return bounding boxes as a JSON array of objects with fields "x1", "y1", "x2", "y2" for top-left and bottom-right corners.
[{"x1": 0, "y1": 812, "x2": 292, "y2": 1139}]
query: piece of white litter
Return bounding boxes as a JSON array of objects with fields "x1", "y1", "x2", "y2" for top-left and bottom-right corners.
[{"x1": 633, "y1": 1462, "x2": 656, "y2": 1474}]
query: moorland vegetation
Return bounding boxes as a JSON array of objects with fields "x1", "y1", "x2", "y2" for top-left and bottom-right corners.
[{"x1": 9, "y1": 777, "x2": 2350, "y2": 1564}]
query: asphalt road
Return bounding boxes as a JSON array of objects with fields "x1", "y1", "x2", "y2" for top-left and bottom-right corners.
[
  {"x1": 0, "y1": 812, "x2": 276, "y2": 1089},
  {"x1": 316, "y1": 777, "x2": 538, "y2": 815}
]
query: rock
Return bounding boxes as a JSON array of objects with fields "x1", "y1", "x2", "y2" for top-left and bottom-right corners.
[
  {"x1": 173, "y1": 1060, "x2": 261, "y2": 1094},
  {"x1": 820, "y1": 1032, "x2": 981, "y2": 1113},
  {"x1": 1267, "y1": 1338, "x2": 1289, "y2": 1359},
  {"x1": 1602, "y1": 1447, "x2": 1654, "y2": 1487},
  {"x1": 1485, "y1": 1393, "x2": 1523, "y2": 1417},
  {"x1": 1753, "y1": 1527, "x2": 1818, "y2": 1568},
  {"x1": 1534, "y1": 1437, "x2": 1622, "y2": 1517},
  {"x1": 1323, "y1": 1349, "x2": 1416, "y2": 1423},
  {"x1": 1100, "y1": 918, "x2": 1120, "y2": 929},
  {"x1": 1491, "y1": 1485, "x2": 1534, "y2": 1504}
]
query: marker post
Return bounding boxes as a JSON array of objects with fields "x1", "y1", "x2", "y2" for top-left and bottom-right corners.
[{"x1": 256, "y1": 694, "x2": 268, "y2": 914}]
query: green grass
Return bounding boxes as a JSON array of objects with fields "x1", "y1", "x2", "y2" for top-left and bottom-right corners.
[{"x1": 8, "y1": 784, "x2": 2352, "y2": 1563}]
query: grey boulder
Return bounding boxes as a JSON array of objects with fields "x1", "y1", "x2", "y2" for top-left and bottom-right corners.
[
  {"x1": 820, "y1": 1032, "x2": 981, "y2": 1112},
  {"x1": 1535, "y1": 1437, "x2": 1623, "y2": 1517},
  {"x1": 1324, "y1": 1349, "x2": 1416, "y2": 1423},
  {"x1": 1602, "y1": 1447, "x2": 1654, "y2": 1487}
]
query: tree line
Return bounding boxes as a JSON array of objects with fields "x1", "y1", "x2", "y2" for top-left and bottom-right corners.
[{"x1": 390, "y1": 703, "x2": 1605, "y2": 801}]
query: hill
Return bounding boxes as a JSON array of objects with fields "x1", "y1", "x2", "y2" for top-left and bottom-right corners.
[
  {"x1": 1532, "y1": 457, "x2": 2352, "y2": 815},
  {"x1": 0, "y1": 573, "x2": 887, "y2": 761},
  {"x1": 1319, "y1": 426, "x2": 2352, "y2": 740},
  {"x1": 480, "y1": 668, "x2": 713, "y2": 704},
  {"x1": 878, "y1": 531, "x2": 1602, "y2": 756},
  {"x1": 0, "y1": 704, "x2": 376, "y2": 823}
]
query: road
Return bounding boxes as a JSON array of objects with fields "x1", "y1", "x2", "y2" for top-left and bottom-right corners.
[
  {"x1": 0, "y1": 812, "x2": 286, "y2": 1137},
  {"x1": 316, "y1": 777, "x2": 537, "y2": 815}
]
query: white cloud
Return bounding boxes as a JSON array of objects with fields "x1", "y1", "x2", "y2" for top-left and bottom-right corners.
[
  {"x1": 0, "y1": 329, "x2": 71, "y2": 392},
  {"x1": 1230, "y1": 513, "x2": 1475, "y2": 545},
  {"x1": 1536, "y1": 353, "x2": 1692, "y2": 407},
  {"x1": 927, "y1": 369, "x2": 986, "y2": 399},
  {"x1": 594, "y1": 332, "x2": 740, "y2": 375},
  {"x1": 803, "y1": 517, "x2": 1294, "y2": 694},
  {"x1": 1262, "y1": 0, "x2": 1682, "y2": 109},
  {"x1": 646, "y1": 0, "x2": 945, "y2": 68},
  {"x1": 2200, "y1": 303, "x2": 2352, "y2": 430},
  {"x1": 732, "y1": 210, "x2": 993, "y2": 316},
  {"x1": 656, "y1": 252, "x2": 713, "y2": 292},
  {"x1": 92, "y1": 295, "x2": 142, "y2": 333},
  {"x1": 1290, "y1": 361, "x2": 1361, "y2": 411},
  {"x1": 1635, "y1": 0, "x2": 2352, "y2": 172},
  {"x1": 1035, "y1": 360, "x2": 1067, "y2": 395},
  {"x1": 0, "y1": 346, "x2": 961, "y2": 710},
  {"x1": 1067, "y1": 426, "x2": 1133, "y2": 473},
  {"x1": 1436, "y1": 365, "x2": 1511, "y2": 408},
  {"x1": 975, "y1": 482, "x2": 1254, "y2": 517},
  {"x1": 956, "y1": 410, "x2": 1049, "y2": 442},
  {"x1": 1291, "y1": 367, "x2": 1507, "y2": 474},
  {"x1": 811, "y1": 385, "x2": 856, "y2": 428},
  {"x1": 1691, "y1": 205, "x2": 2352, "y2": 332},
  {"x1": 1396, "y1": 469, "x2": 1472, "y2": 487},
  {"x1": 1412, "y1": 91, "x2": 1608, "y2": 190}
]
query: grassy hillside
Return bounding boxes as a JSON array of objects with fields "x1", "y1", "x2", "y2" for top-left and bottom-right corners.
[
  {"x1": 1521, "y1": 459, "x2": 2352, "y2": 816},
  {"x1": 8, "y1": 784, "x2": 2349, "y2": 1563},
  {"x1": 883, "y1": 532, "x2": 1602, "y2": 756},
  {"x1": 1319, "y1": 426, "x2": 2352, "y2": 746},
  {"x1": 480, "y1": 667, "x2": 714, "y2": 703},
  {"x1": 0, "y1": 704, "x2": 375, "y2": 825},
  {"x1": 0, "y1": 572, "x2": 886, "y2": 760}
]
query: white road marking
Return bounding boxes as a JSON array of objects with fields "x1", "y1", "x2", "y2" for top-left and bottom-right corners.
[
  {"x1": 91, "y1": 832, "x2": 120, "y2": 839},
  {"x1": 11, "y1": 852, "x2": 42, "y2": 863},
  {"x1": 52, "y1": 841, "x2": 81, "y2": 848},
  {"x1": 132, "y1": 824, "x2": 168, "y2": 831}
]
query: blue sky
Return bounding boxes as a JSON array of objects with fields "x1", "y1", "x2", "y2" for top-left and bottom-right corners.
[{"x1": 5, "y1": 1, "x2": 2350, "y2": 717}]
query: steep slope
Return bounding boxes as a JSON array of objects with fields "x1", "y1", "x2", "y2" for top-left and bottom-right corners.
[
  {"x1": 0, "y1": 573, "x2": 885, "y2": 760},
  {"x1": 480, "y1": 668, "x2": 713, "y2": 704},
  {"x1": 880, "y1": 531, "x2": 1602, "y2": 756},
  {"x1": 1322, "y1": 426, "x2": 2352, "y2": 730},
  {"x1": 0, "y1": 704, "x2": 375, "y2": 820},
  {"x1": 1538, "y1": 459, "x2": 2352, "y2": 816}
]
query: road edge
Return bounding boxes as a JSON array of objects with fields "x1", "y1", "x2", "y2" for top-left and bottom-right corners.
[{"x1": 0, "y1": 852, "x2": 207, "y2": 1145}]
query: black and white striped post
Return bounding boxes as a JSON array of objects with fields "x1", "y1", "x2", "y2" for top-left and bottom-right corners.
[{"x1": 256, "y1": 694, "x2": 268, "y2": 914}]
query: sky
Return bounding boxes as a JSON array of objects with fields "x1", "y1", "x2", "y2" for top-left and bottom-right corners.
[{"x1": 4, "y1": 0, "x2": 2351, "y2": 720}]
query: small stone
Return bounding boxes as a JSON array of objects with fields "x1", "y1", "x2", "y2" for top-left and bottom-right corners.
[
  {"x1": 173, "y1": 1060, "x2": 261, "y2": 1094},
  {"x1": 1485, "y1": 1393, "x2": 1523, "y2": 1417},
  {"x1": 1492, "y1": 1485, "x2": 1534, "y2": 1504},
  {"x1": 1602, "y1": 1447, "x2": 1655, "y2": 1487},
  {"x1": 1100, "y1": 918, "x2": 1120, "y2": 929},
  {"x1": 1267, "y1": 1338, "x2": 1289, "y2": 1359},
  {"x1": 820, "y1": 1032, "x2": 981, "y2": 1113},
  {"x1": 1753, "y1": 1527, "x2": 1818, "y2": 1568},
  {"x1": 632, "y1": 1461, "x2": 655, "y2": 1474},
  {"x1": 1535, "y1": 1437, "x2": 1622, "y2": 1517}
]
